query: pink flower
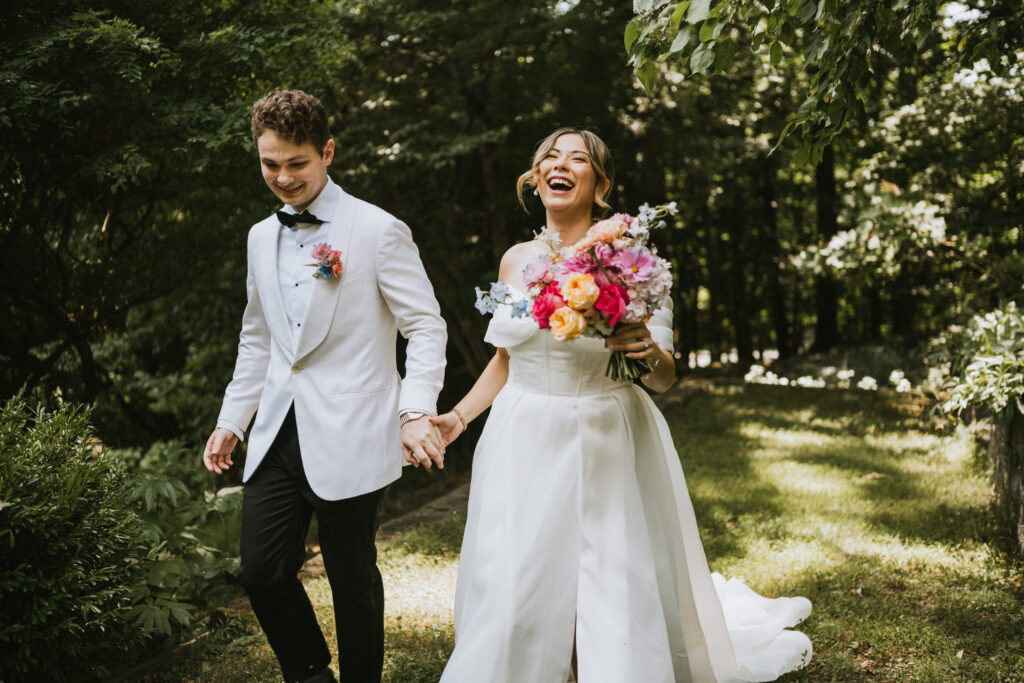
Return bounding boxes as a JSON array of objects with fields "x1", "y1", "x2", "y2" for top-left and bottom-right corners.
[
  {"x1": 311, "y1": 242, "x2": 332, "y2": 260},
  {"x1": 531, "y1": 283, "x2": 565, "y2": 329},
  {"x1": 559, "y1": 252, "x2": 597, "y2": 275},
  {"x1": 588, "y1": 217, "x2": 630, "y2": 244},
  {"x1": 523, "y1": 258, "x2": 553, "y2": 289},
  {"x1": 592, "y1": 243, "x2": 615, "y2": 267},
  {"x1": 613, "y1": 248, "x2": 657, "y2": 282},
  {"x1": 594, "y1": 284, "x2": 630, "y2": 327}
]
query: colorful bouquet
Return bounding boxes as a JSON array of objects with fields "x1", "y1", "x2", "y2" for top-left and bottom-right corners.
[{"x1": 475, "y1": 202, "x2": 677, "y2": 381}]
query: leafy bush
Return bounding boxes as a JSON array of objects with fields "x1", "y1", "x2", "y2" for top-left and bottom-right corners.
[
  {"x1": 117, "y1": 441, "x2": 244, "y2": 641},
  {"x1": 0, "y1": 394, "x2": 151, "y2": 681},
  {"x1": 939, "y1": 302, "x2": 1024, "y2": 417}
]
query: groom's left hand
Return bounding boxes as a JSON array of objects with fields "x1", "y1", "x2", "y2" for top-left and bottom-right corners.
[{"x1": 401, "y1": 417, "x2": 446, "y2": 470}]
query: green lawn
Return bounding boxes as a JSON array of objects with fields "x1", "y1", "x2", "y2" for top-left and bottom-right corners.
[{"x1": 140, "y1": 383, "x2": 1024, "y2": 682}]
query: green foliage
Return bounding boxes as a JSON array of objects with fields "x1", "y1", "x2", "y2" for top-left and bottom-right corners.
[
  {"x1": 626, "y1": 0, "x2": 1023, "y2": 163},
  {"x1": 0, "y1": 394, "x2": 150, "y2": 681},
  {"x1": 940, "y1": 302, "x2": 1024, "y2": 417},
  {"x1": 0, "y1": 0, "x2": 341, "y2": 446},
  {"x1": 791, "y1": 181, "x2": 952, "y2": 279},
  {"x1": 116, "y1": 441, "x2": 244, "y2": 641}
]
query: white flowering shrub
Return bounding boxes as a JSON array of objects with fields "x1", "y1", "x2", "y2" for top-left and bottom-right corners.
[
  {"x1": 857, "y1": 376, "x2": 879, "y2": 391},
  {"x1": 941, "y1": 302, "x2": 1024, "y2": 417}
]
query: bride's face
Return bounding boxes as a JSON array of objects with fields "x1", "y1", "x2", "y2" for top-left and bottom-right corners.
[{"x1": 537, "y1": 133, "x2": 598, "y2": 216}]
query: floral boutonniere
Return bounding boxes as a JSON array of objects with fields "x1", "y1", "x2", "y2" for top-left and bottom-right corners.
[{"x1": 308, "y1": 242, "x2": 343, "y2": 280}]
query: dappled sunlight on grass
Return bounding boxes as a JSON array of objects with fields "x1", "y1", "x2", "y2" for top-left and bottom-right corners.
[
  {"x1": 666, "y1": 383, "x2": 1024, "y2": 681},
  {"x1": 147, "y1": 383, "x2": 1023, "y2": 681}
]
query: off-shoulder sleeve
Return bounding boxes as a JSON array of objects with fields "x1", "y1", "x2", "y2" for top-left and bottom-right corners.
[{"x1": 482, "y1": 296, "x2": 539, "y2": 349}]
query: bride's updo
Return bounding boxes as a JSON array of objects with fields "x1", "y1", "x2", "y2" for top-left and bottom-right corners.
[{"x1": 516, "y1": 127, "x2": 615, "y2": 214}]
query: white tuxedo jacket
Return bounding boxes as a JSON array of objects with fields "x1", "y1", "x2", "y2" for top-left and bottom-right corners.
[{"x1": 217, "y1": 187, "x2": 446, "y2": 500}]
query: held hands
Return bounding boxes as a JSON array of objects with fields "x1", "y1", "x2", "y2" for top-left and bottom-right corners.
[
  {"x1": 401, "y1": 416, "x2": 446, "y2": 470},
  {"x1": 430, "y1": 412, "x2": 466, "y2": 446},
  {"x1": 203, "y1": 428, "x2": 238, "y2": 474}
]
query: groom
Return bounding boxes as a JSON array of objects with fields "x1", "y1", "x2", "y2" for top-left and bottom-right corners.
[{"x1": 202, "y1": 90, "x2": 447, "y2": 683}]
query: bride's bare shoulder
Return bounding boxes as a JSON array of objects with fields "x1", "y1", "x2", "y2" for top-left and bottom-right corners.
[{"x1": 499, "y1": 240, "x2": 548, "y2": 285}]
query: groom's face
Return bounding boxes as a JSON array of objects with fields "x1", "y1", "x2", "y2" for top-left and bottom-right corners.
[{"x1": 257, "y1": 130, "x2": 335, "y2": 212}]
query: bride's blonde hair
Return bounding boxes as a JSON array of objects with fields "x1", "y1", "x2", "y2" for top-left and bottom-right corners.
[{"x1": 516, "y1": 127, "x2": 614, "y2": 215}]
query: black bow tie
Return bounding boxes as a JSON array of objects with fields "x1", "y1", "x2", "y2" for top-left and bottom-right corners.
[{"x1": 277, "y1": 210, "x2": 325, "y2": 228}]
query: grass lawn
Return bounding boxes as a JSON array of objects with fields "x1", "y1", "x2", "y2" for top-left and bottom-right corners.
[{"x1": 139, "y1": 383, "x2": 1024, "y2": 682}]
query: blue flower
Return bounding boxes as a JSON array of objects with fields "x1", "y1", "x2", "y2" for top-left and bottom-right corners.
[
  {"x1": 511, "y1": 299, "x2": 531, "y2": 319},
  {"x1": 489, "y1": 281, "x2": 510, "y2": 300},
  {"x1": 475, "y1": 287, "x2": 497, "y2": 315},
  {"x1": 475, "y1": 296, "x2": 497, "y2": 315}
]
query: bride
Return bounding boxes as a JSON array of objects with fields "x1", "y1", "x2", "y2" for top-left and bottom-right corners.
[{"x1": 432, "y1": 127, "x2": 812, "y2": 683}]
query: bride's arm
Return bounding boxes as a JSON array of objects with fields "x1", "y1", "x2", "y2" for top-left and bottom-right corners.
[
  {"x1": 431, "y1": 243, "x2": 531, "y2": 444},
  {"x1": 431, "y1": 349, "x2": 510, "y2": 445}
]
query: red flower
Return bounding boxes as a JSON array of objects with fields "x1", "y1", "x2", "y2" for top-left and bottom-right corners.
[
  {"x1": 594, "y1": 284, "x2": 629, "y2": 327},
  {"x1": 531, "y1": 283, "x2": 566, "y2": 329}
]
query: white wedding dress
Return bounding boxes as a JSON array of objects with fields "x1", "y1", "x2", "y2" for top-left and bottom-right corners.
[{"x1": 440, "y1": 298, "x2": 812, "y2": 683}]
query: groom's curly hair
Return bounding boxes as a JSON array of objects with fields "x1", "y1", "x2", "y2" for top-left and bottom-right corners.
[{"x1": 251, "y1": 90, "x2": 331, "y2": 153}]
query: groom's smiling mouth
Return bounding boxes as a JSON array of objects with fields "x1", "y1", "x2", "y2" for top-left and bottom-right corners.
[{"x1": 547, "y1": 175, "x2": 575, "y2": 194}]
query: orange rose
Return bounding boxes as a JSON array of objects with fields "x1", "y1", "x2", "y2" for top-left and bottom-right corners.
[
  {"x1": 560, "y1": 272, "x2": 600, "y2": 310},
  {"x1": 549, "y1": 306, "x2": 587, "y2": 341}
]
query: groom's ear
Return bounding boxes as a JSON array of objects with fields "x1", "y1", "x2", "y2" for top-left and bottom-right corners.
[{"x1": 322, "y1": 139, "x2": 336, "y2": 166}]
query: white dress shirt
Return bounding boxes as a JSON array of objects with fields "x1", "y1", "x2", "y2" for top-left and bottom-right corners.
[{"x1": 277, "y1": 181, "x2": 339, "y2": 340}]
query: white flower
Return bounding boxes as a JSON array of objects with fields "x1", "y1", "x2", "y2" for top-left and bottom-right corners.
[
  {"x1": 888, "y1": 369, "x2": 905, "y2": 385},
  {"x1": 857, "y1": 376, "x2": 878, "y2": 390},
  {"x1": 744, "y1": 364, "x2": 766, "y2": 382},
  {"x1": 837, "y1": 369, "x2": 856, "y2": 381},
  {"x1": 895, "y1": 378, "x2": 912, "y2": 393}
]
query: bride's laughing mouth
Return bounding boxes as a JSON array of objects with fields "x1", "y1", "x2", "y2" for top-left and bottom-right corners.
[{"x1": 546, "y1": 175, "x2": 575, "y2": 195}]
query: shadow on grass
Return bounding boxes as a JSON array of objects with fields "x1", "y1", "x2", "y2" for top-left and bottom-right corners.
[
  {"x1": 382, "y1": 514, "x2": 466, "y2": 561},
  {"x1": 667, "y1": 395, "x2": 787, "y2": 563},
  {"x1": 771, "y1": 549, "x2": 1024, "y2": 682}
]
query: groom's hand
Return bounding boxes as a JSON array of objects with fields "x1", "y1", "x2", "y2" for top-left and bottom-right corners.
[
  {"x1": 401, "y1": 416, "x2": 445, "y2": 470},
  {"x1": 203, "y1": 428, "x2": 238, "y2": 474}
]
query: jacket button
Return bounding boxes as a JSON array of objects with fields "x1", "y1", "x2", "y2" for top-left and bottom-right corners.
[{"x1": 292, "y1": 366, "x2": 302, "y2": 374}]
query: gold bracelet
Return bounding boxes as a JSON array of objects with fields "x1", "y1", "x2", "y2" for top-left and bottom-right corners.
[{"x1": 451, "y1": 407, "x2": 468, "y2": 432}]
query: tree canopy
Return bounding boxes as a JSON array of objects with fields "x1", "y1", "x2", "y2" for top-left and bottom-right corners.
[{"x1": 0, "y1": 0, "x2": 1021, "y2": 450}]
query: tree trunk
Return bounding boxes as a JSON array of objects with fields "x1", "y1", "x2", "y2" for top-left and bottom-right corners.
[
  {"x1": 868, "y1": 286, "x2": 883, "y2": 340},
  {"x1": 811, "y1": 144, "x2": 839, "y2": 352},
  {"x1": 760, "y1": 160, "x2": 791, "y2": 358}
]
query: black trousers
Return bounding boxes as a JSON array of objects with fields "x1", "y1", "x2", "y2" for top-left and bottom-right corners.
[{"x1": 239, "y1": 406, "x2": 387, "y2": 683}]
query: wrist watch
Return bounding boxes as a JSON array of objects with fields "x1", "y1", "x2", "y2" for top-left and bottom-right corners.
[{"x1": 400, "y1": 411, "x2": 426, "y2": 428}]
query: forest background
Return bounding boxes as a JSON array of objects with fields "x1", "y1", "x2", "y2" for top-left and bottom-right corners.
[{"x1": 1, "y1": 0, "x2": 1022, "y2": 677}]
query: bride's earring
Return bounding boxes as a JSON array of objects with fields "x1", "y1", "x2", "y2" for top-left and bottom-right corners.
[{"x1": 533, "y1": 187, "x2": 539, "y2": 196}]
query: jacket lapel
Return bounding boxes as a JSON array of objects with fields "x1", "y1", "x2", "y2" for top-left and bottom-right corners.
[
  {"x1": 251, "y1": 217, "x2": 295, "y2": 358},
  {"x1": 293, "y1": 189, "x2": 358, "y2": 362}
]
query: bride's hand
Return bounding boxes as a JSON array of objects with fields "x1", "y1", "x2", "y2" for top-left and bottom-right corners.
[
  {"x1": 430, "y1": 413, "x2": 465, "y2": 446},
  {"x1": 607, "y1": 322, "x2": 658, "y2": 360}
]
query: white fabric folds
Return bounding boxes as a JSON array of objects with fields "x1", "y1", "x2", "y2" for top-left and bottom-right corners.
[{"x1": 442, "y1": 301, "x2": 811, "y2": 683}]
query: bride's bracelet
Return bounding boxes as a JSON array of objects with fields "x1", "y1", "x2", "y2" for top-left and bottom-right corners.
[{"x1": 451, "y1": 407, "x2": 468, "y2": 432}]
